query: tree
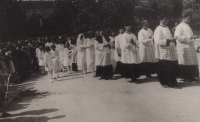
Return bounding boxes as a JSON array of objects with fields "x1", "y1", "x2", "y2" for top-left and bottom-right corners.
[{"x1": 0, "y1": 0, "x2": 26, "y2": 42}]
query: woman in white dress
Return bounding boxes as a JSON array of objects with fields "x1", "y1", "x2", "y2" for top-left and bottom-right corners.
[
  {"x1": 63, "y1": 43, "x2": 72, "y2": 74},
  {"x1": 51, "y1": 45, "x2": 62, "y2": 79},
  {"x1": 44, "y1": 46, "x2": 54, "y2": 83},
  {"x1": 38, "y1": 46, "x2": 45, "y2": 75},
  {"x1": 76, "y1": 33, "x2": 87, "y2": 73},
  {"x1": 85, "y1": 31, "x2": 95, "y2": 73}
]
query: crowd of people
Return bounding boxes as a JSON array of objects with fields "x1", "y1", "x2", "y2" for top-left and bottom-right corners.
[
  {"x1": 1, "y1": 12, "x2": 200, "y2": 118},
  {"x1": 0, "y1": 12, "x2": 200, "y2": 88}
]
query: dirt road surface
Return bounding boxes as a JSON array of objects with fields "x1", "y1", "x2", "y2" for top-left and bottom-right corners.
[{"x1": 1, "y1": 72, "x2": 200, "y2": 122}]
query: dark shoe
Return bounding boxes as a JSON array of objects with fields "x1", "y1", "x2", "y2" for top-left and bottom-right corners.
[
  {"x1": 0, "y1": 112, "x2": 11, "y2": 118},
  {"x1": 132, "y1": 79, "x2": 139, "y2": 84},
  {"x1": 163, "y1": 85, "x2": 168, "y2": 88},
  {"x1": 93, "y1": 75, "x2": 98, "y2": 77}
]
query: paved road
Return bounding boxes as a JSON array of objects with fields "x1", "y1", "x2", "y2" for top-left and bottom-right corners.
[{"x1": 1, "y1": 71, "x2": 200, "y2": 122}]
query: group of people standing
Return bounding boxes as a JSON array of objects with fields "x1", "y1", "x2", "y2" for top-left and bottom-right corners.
[
  {"x1": 0, "y1": 12, "x2": 199, "y2": 89},
  {"x1": 70, "y1": 12, "x2": 199, "y2": 89}
]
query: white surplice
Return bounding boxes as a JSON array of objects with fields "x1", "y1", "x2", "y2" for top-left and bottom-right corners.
[
  {"x1": 174, "y1": 22, "x2": 198, "y2": 65},
  {"x1": 138, "y1": 28, "x2": 158, "y2": 63},
  {"x1": 95, "y1": 36, "x2": 112, "y2": 66},
  {"x1": 154, "y1": 25, "x2": 177, "y2": 61},
  {"x1": 120, "y1": 32, "x2": 141, "y2": 64}
]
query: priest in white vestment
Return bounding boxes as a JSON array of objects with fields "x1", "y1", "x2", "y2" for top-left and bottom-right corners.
[
  {"x1": 138, "y1": 20, "x2": 158, "y2": 78},
  {"x1": 95, "y1": 30, "x2": 113, "y2": 80},
  {"x1": 115, "y1": 26, "x2": 124, "y2": 74},
  {"x1": 154, "y1": 14, "x2": 181, "y2": 89},
  {"x1": 120, "y1": 26, "x2": 141, "y2": 83},
  {"x1": 174, "y1": 13, "x2": 199, "y2": 81}
]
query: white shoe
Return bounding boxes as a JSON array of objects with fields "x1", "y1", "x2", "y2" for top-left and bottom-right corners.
[{"x1": 49, "y1": 79, "x2": 54, "y2": 83}]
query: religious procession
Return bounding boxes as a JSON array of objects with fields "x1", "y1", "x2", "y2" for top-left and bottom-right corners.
[
  {"x1": 1, "y1": 0, "x2": 200, "y2": 121},
  {"x1": 1, "y1": 13, "x2": 199, "y2": 87}
]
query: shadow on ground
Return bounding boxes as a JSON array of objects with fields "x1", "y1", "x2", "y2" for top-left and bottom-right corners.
[
  {"x1": 1, "y1": 115, "x2": 66, "y2": 122},
  {"x1": 178, "y1": 81, "x2": 200, "y2": 88},
  {"x1": 7, "y1": 72, "x2": 50, "y2": 112},
  {"x1": 6, "y1": 89, "x2": 50, "y2": 112},
  {"x1": 127, "y1": 77, "x2": 158, "y2": 84},
  {"x1": 0, "y1": 72, "x2": 66, "y2": 122},
  {"x1": 56, "y1": 77, "x2": 84, "y2": 81}
]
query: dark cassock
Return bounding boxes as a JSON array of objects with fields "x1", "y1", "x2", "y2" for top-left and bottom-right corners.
[
  {"x1": 95, "y1": 33, "x2": 113, "y2": 80},
  {"x1": 138, "y1": 26, "x2": 158, "y2": 78},
  {"x1": 154, "y1": 15, "x2": 180, "y2": 89},
  {"x1": 174, "y1": 21, "x2": 199, "y2": 81},
  {"x1": 119, "y1": 26, "x2": 141, "y2": 83}
]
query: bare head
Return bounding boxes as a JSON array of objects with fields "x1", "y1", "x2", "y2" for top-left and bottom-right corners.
[
  {"x1": 158, "y1": 14, "x2": 169, "y2": 26},
  {"x1": 142, "y1": 20, "x2": 149, "y2": 28},
  {"x1": 126, "y1": 26, "x2": 132, "y2": 32},
  {"x1": 183, "y1": 12, "x2": 192, "y2": 24}
]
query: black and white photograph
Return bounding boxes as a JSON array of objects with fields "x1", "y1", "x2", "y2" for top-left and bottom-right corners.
[{"x1": 1, "y1": 0, "x2": 200, "y2": 121}]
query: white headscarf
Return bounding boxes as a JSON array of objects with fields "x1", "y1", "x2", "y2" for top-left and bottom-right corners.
[{"x1": 76, "y1": 33, "x2": 85, "y2": 46}]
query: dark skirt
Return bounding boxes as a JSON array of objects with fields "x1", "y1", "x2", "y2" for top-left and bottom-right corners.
[
  {"x1": 115, "y1": 61, "x2": 123, "y2": 74},
  {"x1": 158, "y1": 60, "x2": 178, "y2": 87},
  {"x1": 178, "y1": 65, "x2": 199, "y2": 79},
  {"x1": 96, "y1": 65, "x2": 113, "y2": 79},
  {"x1": 140, "y1": 62, "x2": 158, "y2": 76},
  {"x1": 121, "y1": 63, "x2": 140, "y2": 80}
]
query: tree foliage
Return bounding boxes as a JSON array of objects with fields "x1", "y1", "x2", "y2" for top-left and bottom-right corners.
[
  {"x1": 0, "y1": 0, "x2": 26, "y2": 41},
  {"x1": 0, "y1": 0, "x2": 184, "y2": 41},
  {"x1": 182, "y1": 0, "x2": 200, "y2": 30}
]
